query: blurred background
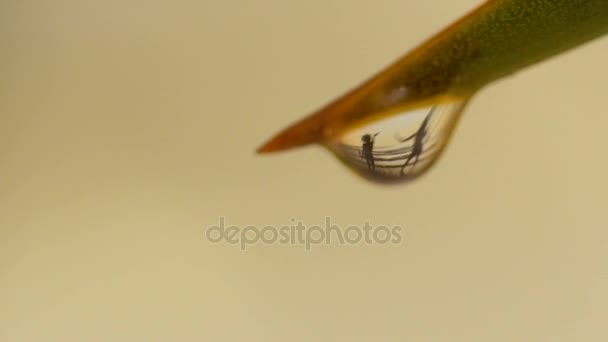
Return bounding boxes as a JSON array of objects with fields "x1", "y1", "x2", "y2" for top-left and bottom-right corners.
[{"x1": 2, "y1": 0, "x2": 607, "y2": 341}]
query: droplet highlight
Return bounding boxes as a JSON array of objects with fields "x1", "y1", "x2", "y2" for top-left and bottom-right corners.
[{"x1": 325, "y1": 97, "x2": 468, "y2": 184}]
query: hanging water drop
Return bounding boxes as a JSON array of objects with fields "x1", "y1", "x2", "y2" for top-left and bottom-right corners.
[{"x1": 324, "y1": 97, "x2": 468, "y2": 184}]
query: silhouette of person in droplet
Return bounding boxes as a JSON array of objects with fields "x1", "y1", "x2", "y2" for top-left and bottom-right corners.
[
  {"x1": 395, "y1": 107, "x2": 435, "y2": 175},
  {"x1": 360, "y1": 133, "x2": 379, "y2": 170}
]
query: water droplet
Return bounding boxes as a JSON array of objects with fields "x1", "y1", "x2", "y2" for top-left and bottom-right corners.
[{"x1": 324, "y1": 96, "x2": 468, "y2": 184}]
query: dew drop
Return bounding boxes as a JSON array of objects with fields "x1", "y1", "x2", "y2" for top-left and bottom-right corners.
[{"x1": 325, "y1": 97, "x2": 468, "y2": 184}]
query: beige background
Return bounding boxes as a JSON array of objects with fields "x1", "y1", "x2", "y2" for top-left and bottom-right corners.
[{"x1": 2, "y1": 0, "x2": 607, "y2": 341}]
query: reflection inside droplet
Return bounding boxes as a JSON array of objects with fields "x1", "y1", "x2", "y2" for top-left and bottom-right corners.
[{"x1": 325, "y1": 97, "x2": 468, "y2": 184}]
